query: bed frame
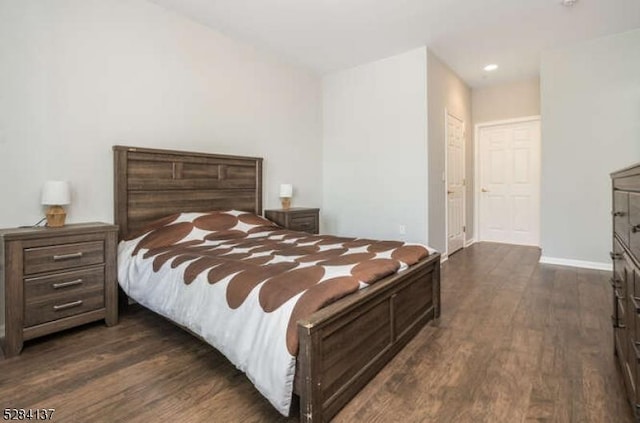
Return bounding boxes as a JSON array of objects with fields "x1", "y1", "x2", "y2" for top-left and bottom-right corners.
[{"x1": 113, "y1": 145, "x2": 441, "y2": 422}]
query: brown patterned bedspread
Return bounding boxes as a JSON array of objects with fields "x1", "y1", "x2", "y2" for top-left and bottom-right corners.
[{"x1": 126, "y1": 210, "x2": 431, "y2": 355}]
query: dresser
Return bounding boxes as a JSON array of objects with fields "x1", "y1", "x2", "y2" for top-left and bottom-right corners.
[
  {"x1": 611, "y1": 163, "x2": 640, "y2": 420},
  {"x1": 265, "y1": 208, "x2": 320, "y2": 234},
  {"x1": 0, "y1": 222, "x2": 118, "y2": 358}
]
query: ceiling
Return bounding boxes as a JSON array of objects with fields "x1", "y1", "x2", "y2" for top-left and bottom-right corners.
[{"x1": 150, "y1": 0, "x2": 640, "y2": 87}]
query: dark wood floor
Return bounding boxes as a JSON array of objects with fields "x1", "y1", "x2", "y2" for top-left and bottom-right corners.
[{"x1": 0, "y1": 243, "x2": 633, "y2": 422}]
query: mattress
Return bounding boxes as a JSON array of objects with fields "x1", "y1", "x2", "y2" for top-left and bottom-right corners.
[{"x1": 117, "y1": 210, "x2": 433, "y2": 415}]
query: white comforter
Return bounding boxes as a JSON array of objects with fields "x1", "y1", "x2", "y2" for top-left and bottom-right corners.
[{"x1": 117, "y1": 210, "x2": 433, "y2": 416}]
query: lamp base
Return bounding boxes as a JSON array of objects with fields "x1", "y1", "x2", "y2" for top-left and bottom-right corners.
[
  {"x1": 281, "y1": 197, "x2": 291, "y2": 210},
  {"x1": 46, "y1": 205, "x2": 67, "y2": 227}
]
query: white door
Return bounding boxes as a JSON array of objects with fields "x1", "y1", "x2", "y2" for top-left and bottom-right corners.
[
  {"x1": 447, "y1": 113, "x2": 465, "y2": 255},
  {"x1": 478, "y1": 119, "x2": 540, "y2": 246}
]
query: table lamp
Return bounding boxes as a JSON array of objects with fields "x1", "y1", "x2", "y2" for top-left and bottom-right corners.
[
  {"x1": 42, "y1": 181, "x2": 71, "y2": 227},
  {"x1": 280, "y1": 183, "x2": 293, "y2": 210}
]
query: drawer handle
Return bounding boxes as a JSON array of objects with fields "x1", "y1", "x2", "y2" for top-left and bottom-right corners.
[
  {"x1": 612, "y1": 315, "x2": 624, "y2": 328},
  {"x1": 633, "y1": 225, "x2": 640, "y2": 233},
  {"x1": 610, "y1": 252, "x2": 623, "y2": 260},
  {"x1": 633, "y1": 341, "x2": 640, "y2": 362},
  {"x1": 612, "y1": 211, "x2": 626, "y2": 217},
  {"x1": 53, "y1": 252, "x2": 84, "y2": 261},
  {"x1": 52, "y1": 279, "x2": 83, "y2": 289},
  {"x1": 53, "y1": 300, "x2": 83, "y2": 311}
]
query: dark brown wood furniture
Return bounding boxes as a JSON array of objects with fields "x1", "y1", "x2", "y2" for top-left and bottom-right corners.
[
  {"x1": 265, "y1": 207, "x2": 320, "y2": 234},
  {"x1": 0, "y1": 222, "x2": 118, "y2": 358},
  {"x1": 612, "y1": 163, "x2": 640, "y2": 421},
  {"x1": 113, "y1": 145, "x2": 440, "y2": 422}
]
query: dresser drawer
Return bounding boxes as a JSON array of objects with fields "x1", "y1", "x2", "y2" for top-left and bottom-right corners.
[
  {"x1": 289, "y1": 214, "x2": 318, "y2": 233},
  {"x1": 24, "y1": 287, "x2": 104, "y2": 327},
  {"x1": 613, "y1": 237, "x2": 627, "y2": 293},
  {"x1": 24, "y1": 240, "x2": 105, "y2": 275},
  {"x1": 634, "y1": 266, "x2": 640, "y2": 315},
  {"x1": 614, "y1": 284, "x2": 626, "y2": 317},
  {"x1": 25, "y1": 266, "x2": 104, "y2": 303},
  {"x1": 630, "y1": 193, "x2": 640, "y2": 263},
  {"x1": 614, "y1": 191, "x2": 631, "y2": 247},
  {"x1": 618, "y1": 293, "x2": 628, "y2": 327},
  {"x1": 615, "y1": 319, "x2": 628, "y2": 360},
  {"x1": 626, "y1": 336, "x2": 639, "y2": 398}
]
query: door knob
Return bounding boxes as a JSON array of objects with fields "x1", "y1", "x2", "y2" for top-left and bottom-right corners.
[
  {"x1": 447, "y1": 190, "x2": 454, "y2": 194},
  {"x1": 481, "y1": 188, "x2": 489, "y2": 193}
]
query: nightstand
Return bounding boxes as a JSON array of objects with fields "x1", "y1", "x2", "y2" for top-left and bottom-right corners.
[
  {"x1": 265, "y1": 208, "x2": 320, "y2": 234},
  {"x1": 0, "y1": 222, "x2": 118, "y2": 358}
]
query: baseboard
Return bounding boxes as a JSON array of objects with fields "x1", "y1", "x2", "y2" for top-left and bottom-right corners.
[
  {"x1": 464, "y1": 238, "x2": 475, "y2": 247},
  {"x1": 440, "y1": 254, "x2": 448, "y2": 263},
  {"x1": 539, "y1": 256, "x2": 612, "y2": 271}
]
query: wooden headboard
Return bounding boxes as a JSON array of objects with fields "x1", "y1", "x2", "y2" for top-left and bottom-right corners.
[{"x1": 113, "y1": 145, "x2": 263, "y2": 240}]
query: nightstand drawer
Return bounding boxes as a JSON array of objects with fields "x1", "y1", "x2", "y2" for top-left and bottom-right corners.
[
  {"x1": 290, "y1": 215, "x2": 317, "y2": 232},
  {"x1": 24, "y1": 240, "x2": 105, "y2": 275},
  {"x1": 25, "y1": 287, "x2": 105, "y2": 327},
  {"x1": 25, "y1": 266, "x2": 104, "y2": 303}
]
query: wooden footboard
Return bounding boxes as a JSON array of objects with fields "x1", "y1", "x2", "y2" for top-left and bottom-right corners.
[{"x1": 296, "y1": 252, "x2": 441, "y2": 422}]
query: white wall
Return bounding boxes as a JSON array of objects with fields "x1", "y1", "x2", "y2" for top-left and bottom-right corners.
[
  {"x1": 0, "y1": 0, "x2": 322, "y2": 228},
  {"x1": 426, "y1": 50, "x2": 472, "y2": 254},
  {"x1": 540, "y1": 29, "x2": 640, "y2": 265},
  {"x1": 472, "y1": 78, "x2": 540, "y2": 124},
  {"x1": 322, "y1": 48, "x2": 428, "y2": 243}
]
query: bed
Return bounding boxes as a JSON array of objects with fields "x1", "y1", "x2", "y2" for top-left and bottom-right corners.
[{"x1": 113, "y1": 145, "x2": 441, "y2": 422}]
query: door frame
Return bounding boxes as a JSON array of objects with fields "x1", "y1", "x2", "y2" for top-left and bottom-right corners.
[
  {"x1": 473, "y1": 115, "x2": 541, "y2": 244},
  {"x1": 444, "y1": 109, "x2": 466, "y2": 258}
]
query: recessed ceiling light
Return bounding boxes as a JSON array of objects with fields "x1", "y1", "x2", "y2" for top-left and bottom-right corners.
[
  {"x1": 483, "y1": 64, "x2": 498, "y2": 72},
  {"x1": 561, "y1": 0, "x2": 578, "y2": 6}
]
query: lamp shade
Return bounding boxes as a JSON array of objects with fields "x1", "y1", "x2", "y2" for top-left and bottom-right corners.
[
  {"x1": 41, "y1": 181, "x2": 71, "y2": 205},
  {"x1": 280, "y1": 184, "x2": 293, "y2": 198}
]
